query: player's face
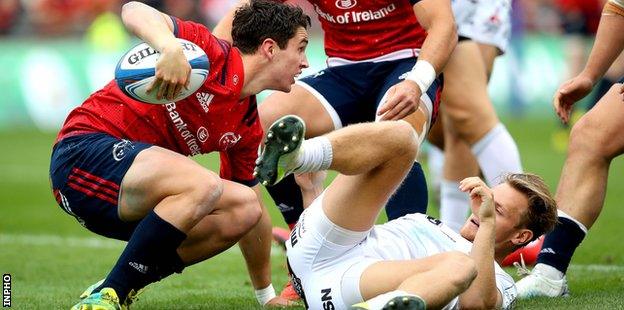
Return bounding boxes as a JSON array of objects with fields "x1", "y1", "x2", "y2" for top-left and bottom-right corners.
[
  {"x1": 272, "y1": 27, "x2": 309, "y2": 92},
  {"x1": 459, "y1": 183, "x2": 532, "y2": 252}
]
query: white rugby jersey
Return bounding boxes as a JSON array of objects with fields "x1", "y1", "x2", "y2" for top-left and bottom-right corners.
[{"x1": 362, "y1": 213, "x2": 517, "y2": 310}]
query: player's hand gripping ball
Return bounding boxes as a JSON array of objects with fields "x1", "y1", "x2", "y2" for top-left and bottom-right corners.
[{"x1": 115, "y1": 38, "x2": 209, "y2": 104}]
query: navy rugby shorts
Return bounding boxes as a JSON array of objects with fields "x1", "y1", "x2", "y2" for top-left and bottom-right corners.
[
  {"x1": 49, "y1": 133, "x2": 152, "y2": 241},
  {"x1": 297, "y1": 57, "x2": 442, "y2": 129}
]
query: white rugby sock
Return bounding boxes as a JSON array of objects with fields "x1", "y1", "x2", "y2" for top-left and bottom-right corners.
[
  {"x1": 471, "y1": 123, "x2": 523, "y2": 186},
  {"x1": 362, "y1": 290, "x2": 421, "y2": 310},
  {"x1": 427, "y1": 145, "x2": 444, "y2": 194},
  {"x1": 293, "y1": 136, "x2": 333, "y2": 173},
  {"x1": 440, "y1": 179, "x2": 470, "y2": 232}
]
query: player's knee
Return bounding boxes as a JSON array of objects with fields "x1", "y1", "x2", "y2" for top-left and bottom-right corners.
[
  {"x1": 447, "y1": 110, "x2": 495, "y2": 142},
  {"x1": 238, "y1": 187, "x2": 262, "y2": 229},
  {"x1": 222, "y1": 188, "x2": 261, "y2": 240},
  {"x1": 443, "y1": 251, "x2": 478, "y2": 290},
  {"x1": 393, "y1": 121, "x2": 419, "y2": 157},
  {"x1": 187, "y1": 171, "x2": 224, "y2": 220},
  {"x1": 569, "y1": 116, "x2": 616, "y2": 160}
]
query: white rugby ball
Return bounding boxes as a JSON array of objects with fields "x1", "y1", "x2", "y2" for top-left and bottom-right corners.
[{"x1": 115, "y1": 38, "x2": 209, "y2": 104}]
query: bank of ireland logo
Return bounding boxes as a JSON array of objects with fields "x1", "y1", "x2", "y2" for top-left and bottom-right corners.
[
  {"x1": 112, "y1": 139, "x2": 135, "y2": 161},
  {"x1": 219, "y1": 132, "x2": 241, "y2": 150},
  {"x1": 197, "y1": 126, "x2": 209, "y2": 143},
  {"x1": 335, "y1": 0, "x2": 356, "y2": 10}
]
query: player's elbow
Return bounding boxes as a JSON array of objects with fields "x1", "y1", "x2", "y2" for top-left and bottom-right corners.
[
  {"x1": 121, "y1": 1, "x2": 141, "y2": 20},
  {"x1": 121, "y1": 1, "x2": 150, "y2": 32}
]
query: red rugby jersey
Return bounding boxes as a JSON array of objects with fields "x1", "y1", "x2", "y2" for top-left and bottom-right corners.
[
  {"x1": 57, "y1": 17, "x2": 263, "y2": 185},
  {"x1": 307, "y1": 0, "x2": 426, "y2": 61}
]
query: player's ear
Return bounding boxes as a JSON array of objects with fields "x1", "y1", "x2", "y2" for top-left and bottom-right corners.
[
  {"x1": 260, "y1": 38, "x2": 278, "y2": 60},
  {"x1": 512, "y1": 229, "x2": 533, "y2": 246}
]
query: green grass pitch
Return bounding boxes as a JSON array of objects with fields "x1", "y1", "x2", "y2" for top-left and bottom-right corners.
[{"x1": 1, "y1": 117, "x2": 623, "y2": 309}]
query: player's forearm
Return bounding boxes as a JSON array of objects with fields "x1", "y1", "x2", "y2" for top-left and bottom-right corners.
[
  {"x1": 417, "y1": 21, "x2": 457, "y2": 74},
  {"x1": 212, "y1": 0, "x2": 250, "y2": 43},
  {"x1": 121, "y1": 1, "x2": 178, "y2": 52},
  {"x1": 458, "y1": 221, "x2": 499, "y2": 309},
  {"x1": 413, "y1": 0, "x2": 457, "y2": 74},
  {"x1": 581, "y1": 9, "x2": 624, "y2": 84}
]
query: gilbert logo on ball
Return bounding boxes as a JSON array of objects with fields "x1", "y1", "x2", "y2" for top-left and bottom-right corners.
[{"x1": 115, "y1": 38, "x2": 210, "y2": 104}]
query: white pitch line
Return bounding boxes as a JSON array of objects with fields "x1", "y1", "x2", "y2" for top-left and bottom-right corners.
[{"x1": 2, "y1": 233, "x2": 623, "y2": 269}]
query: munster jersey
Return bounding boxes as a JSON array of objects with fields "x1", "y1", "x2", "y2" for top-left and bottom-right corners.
[
  {"x1": 57, "y1": 17, "x2": 263, "y2": 185},
  {"x1": 306, "y1": 0, "x2": 426, "y2": 61}
]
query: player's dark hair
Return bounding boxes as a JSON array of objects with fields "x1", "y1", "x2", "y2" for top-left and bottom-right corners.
[
  {"x1": 232, "y1": 0, "x2": 311, "y2": 54},
  {"x1": 503, "y1": 173, "x2": 558, "y2": 247}
]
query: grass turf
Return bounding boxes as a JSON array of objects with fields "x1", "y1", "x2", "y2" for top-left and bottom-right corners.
[{"x1": 1, "y1": 116, "x2": 623, "y2": 309}]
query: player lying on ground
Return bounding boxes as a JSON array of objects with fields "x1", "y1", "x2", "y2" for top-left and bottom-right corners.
[
  {"x1": 49, "y1": 1, "x2": 310, "y2": 309},
  {"x1": 515, "y1": 0, "x2": 624, "y2": 298},
  {"x1": 253, "y1": 116, "x2": 558, "y2": 310},
  {"x1": 217, "y1": 1, "x2": 456, "y2": 300}
]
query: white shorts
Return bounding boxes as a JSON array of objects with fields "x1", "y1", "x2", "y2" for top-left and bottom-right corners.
[
  {"x1": 285, "y1": 192, "x2": 517, "y2": 309},
  {"x1": 452, "y1": 0, "x2": 512, "y2": 53},
  {"x1": 285, "y1": 193, "x2": 463, "y2": 309},
  {"x1": 285, "y1": 193, "x2": 379, "y2": 310}
]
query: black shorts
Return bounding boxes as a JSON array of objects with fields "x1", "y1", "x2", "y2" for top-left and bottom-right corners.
[{"x1": 49, "y1": 133, "x2": 152, "y2": 241}]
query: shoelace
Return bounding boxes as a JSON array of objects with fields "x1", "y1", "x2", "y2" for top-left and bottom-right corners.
[{"x1": 513, "y1": 253, "x2": 532, "y2": 277}]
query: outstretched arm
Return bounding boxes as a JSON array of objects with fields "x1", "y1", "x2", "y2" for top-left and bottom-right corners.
[
  {"x1": 121, "y1": 1, "x2": 190, "y2": 100},
  {"x1": 553, "y1": 1, "x2": 624, "y2": 123},
  {"x1": 457, "y1": 177, "x2": 500, "y2": 309}
]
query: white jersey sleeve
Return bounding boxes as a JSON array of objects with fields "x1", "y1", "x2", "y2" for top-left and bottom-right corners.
[{"x1": 495, "y1": 263, "x2": 517, "y2": 309}]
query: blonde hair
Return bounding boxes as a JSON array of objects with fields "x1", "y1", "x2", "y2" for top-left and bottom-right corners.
[{"x1": 502, "y1": 173, "x2": 558, "y2": 244}]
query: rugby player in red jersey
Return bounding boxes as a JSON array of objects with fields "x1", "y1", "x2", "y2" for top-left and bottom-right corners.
[{"x1": 49, "y1": 1, "x2": 310, "y2": 308}]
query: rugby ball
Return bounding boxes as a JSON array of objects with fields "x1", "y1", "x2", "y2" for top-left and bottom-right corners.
[{"x1": 115, "y1": 38, "x2": 209, "y2": 104}]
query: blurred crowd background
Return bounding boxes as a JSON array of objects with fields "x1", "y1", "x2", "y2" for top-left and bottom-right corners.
[
  {"x1": 0, "y1": 0, "x2": 605, "y2": 38},
  {"x1": 0, "y1": 0, "x2": 622, "y2": 148}
]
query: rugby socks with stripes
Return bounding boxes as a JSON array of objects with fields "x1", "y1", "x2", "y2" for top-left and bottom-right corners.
[
  {"x1": 537, "y1": 211, "x2": 588, "y2": 275},
  {"x1": 439, "y1": 179, "x2": 470, "y2": 232},
  {"x1": 385, "y1": 162, "x2": 429, "y2": 219},
  {"x1": 471, "y1": 123, "x2": 523, "y2": 186},
  {"x1": 96, "y1": 211, "x2": 186, "y2": 302}
]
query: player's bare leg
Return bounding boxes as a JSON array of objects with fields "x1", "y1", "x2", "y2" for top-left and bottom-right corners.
[
  {"x1": 556, "y1": 87, "x2": 624, "y2": 228},
  {"x1": 256, "y1": 117, "x2": 421, "y2": 230},
  {"x1": 173, "y1": 181, "x2": 262, "y2": 264},
  {"x1": 517, "y1": 84, "x2": 624, "y2": 298},
  {"x1": 79, "y1": 147, "x2": 262, "y2": 306},
  {"x1": 260, "y1": 84, "x2": 336, "y2": 137},
  {"x1": 439, "y1": 41, "x2": 522, "y2": 232},
  {"x1": 256, "y1": 117, "x2": 477, "y2": 308}
]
